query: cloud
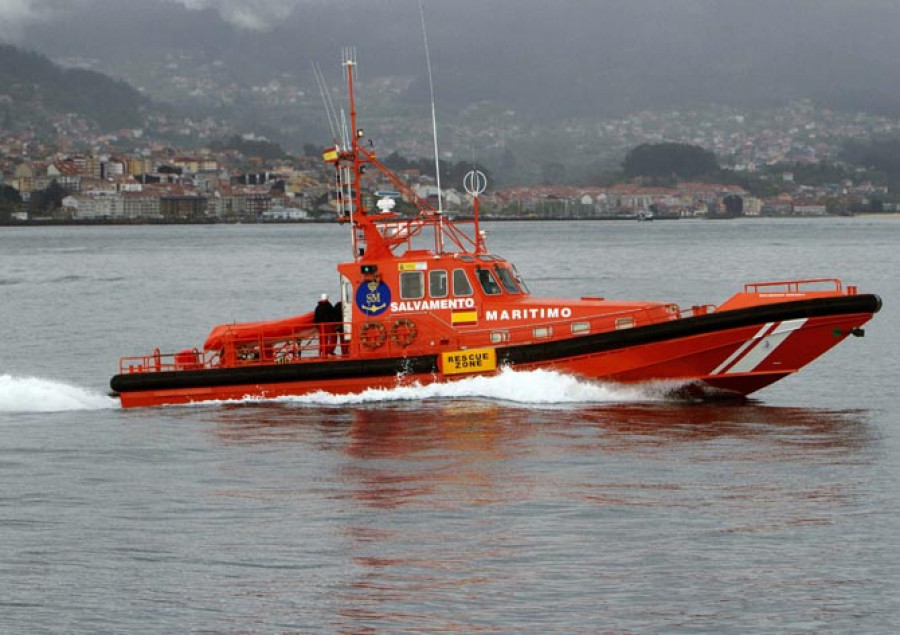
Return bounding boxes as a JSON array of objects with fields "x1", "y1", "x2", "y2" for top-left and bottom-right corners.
[
  {"x1": 0, "y1": 0, "x2": 99, "y2": 41},
  {"x1": 165, "y1": 0, "x2": 305, "y2": 31},
  {"x1": 0, "y1": 0, "x2": 48, "y2": 41},
  {"x1": 0, "y1": 0, "x2": 309, "y2": 41}
]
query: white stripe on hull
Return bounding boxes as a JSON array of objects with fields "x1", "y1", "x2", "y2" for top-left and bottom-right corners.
[
  {"x1": 711, "y1": 322, "x2": 775, "y2": 375},
  {"x1": 712, "y1": 319, "x2": 808, "y2": 376}
]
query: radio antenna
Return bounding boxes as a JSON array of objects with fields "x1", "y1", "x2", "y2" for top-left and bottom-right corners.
[
  {"x1": 419, "y1": 0, "x2": 443, "y2": 217},
  {"x1": 312, "y1": 61, "x2": 340, "y2": 145}
]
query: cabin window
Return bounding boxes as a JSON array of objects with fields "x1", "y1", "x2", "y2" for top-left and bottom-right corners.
[
  {"x1": 616, "y1": 316, "x2": 635, "y2": 330},
  {"x1": 400, "y1": 271, "x2": 425, "y2": 299},
  {"x1": 477, "y1": 254, "x2": 495, "y2": 261},
  {"x1": 457, "y1": 255, "x2": 475, "y2": 263},
  {"x1": 453, "y1": 269, "x2": 473, "y2": 296},
  {"x1": 494, "y1": 266, "x2": 521, "y2": 294},
  {"x1": 511, "y1": 264, "x2": 531, "y2": 294},
  {"x1": 475, "y1": 267, "x2": 502, "y2": 295},
  {"x1": 533, "y1": 326, "x2": 553, "y2": 339},
  {"x1": 490, "y1": 331, "x2": 510, "y2": 344},
  {"x1": 429, "y1": 270, "x2": 448, "y2": 298},
  {"x1": 571, "y1": 322, "x2": 590, "y2": 334}
]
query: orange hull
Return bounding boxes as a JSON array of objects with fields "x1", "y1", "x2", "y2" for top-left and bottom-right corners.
[{"x1": 112, "y1": 293, "x2": 879, "y2": 408}]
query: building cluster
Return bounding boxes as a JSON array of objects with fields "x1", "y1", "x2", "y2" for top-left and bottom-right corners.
[
  {"x1": 0, "y1": 143, "x2": 890, "y2": 222},
  {"x1": 565, "y1": 100, "x2": 900, "y2": 173},
  {"x1": 488, "y1": 176, "x2": 888, "y2": 219},
  {"x1": 0, "y1": 94, "x2": 894, "y2": 223},
  {"x1": 1, "y1": 147, "x2": 329, "y2": 222}
]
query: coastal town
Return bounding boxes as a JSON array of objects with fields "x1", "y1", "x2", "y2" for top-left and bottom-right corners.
[{"x1": 1, "y1": 95, "x2": 897, "y2": 224}]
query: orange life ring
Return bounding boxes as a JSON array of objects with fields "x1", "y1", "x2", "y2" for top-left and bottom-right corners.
[
  {"x1": 360, "y1": 322, "x2": 387, "y2": 349},
  {"x1": 390, "y1": 319, "x2": 417, "y2": 347}
]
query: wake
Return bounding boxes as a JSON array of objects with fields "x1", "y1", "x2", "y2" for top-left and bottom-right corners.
[
  {"x1": 1, "y1": 369, "x2": 683, "y2": 413},
  {"x1": 0, "y1": 375, "x2": 118, "y2": 412},
  {"x1": 216, "y1": 368, "x2": 680, "y2": 408}
]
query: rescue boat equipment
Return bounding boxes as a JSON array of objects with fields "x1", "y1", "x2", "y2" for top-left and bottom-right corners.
[
  {"x1": 360, "y1": 322, "x2": 387, "y2": 349},
  {"x1": 390, "y1": 319, "x2": 418, "y2": 347}
]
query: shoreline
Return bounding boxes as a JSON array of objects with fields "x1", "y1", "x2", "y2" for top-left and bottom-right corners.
[{"x1": 3, "y1": 214, "x2": 891, "y2": 227}]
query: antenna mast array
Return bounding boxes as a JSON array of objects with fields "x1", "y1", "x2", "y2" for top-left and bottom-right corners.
[{"x1": 319, "y1": 34, "x2": 484, "y2": 261}]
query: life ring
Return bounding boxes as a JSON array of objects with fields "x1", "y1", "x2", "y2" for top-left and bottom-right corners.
[
  {"x1": 390, "y1": 319, "x2": 418, "y2": 347},
  {"x1": 276, "y1": 340, "x2": 300, "y2": 364},
  {"x1": 360, "y1": 322, "x2": 387, "y2": 349}
]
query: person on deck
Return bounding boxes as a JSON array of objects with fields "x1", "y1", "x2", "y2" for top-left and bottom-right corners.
[
  {"x1": 314, "y1": 293, "x2": 336, "y2": 356},
  {"x1": 332, "y1": 301, "x2": 347, "y2": 356}
]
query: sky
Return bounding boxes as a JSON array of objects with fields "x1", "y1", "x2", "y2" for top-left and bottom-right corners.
[
  {"x1": 0, "y1": 0, "x2": 317, "y2": 38},
  {"x1": 4, "y1": 0, "x2": 900, "y2": 119}
]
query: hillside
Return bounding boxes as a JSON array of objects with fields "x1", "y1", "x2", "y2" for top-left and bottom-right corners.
[{"x1": 0, "y1": 44, "x2": 150, "y2": 133}]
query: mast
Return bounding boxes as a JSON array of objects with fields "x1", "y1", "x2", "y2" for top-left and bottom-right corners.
[{"x1": 323, "y1": 50, "x2": 484, "y2": 261}]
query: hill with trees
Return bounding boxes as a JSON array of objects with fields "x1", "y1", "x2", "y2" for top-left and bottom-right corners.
[
  {"x1": 622, "y1": 143, "x2": 720, "y2": 181},
  {"x1": 0, "y1": 44, "x2": 151, "y2": 133}
]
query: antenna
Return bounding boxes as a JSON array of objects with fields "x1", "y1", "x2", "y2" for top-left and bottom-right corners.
[
  {"x1": 464, "y1": 168, "x2": 487, "y2": 253},
  {"x1": 312, "y1": 62, "x2": 339, "y2": 144},
  {"x1": 419, "y1": 0, "x2": 443, "y2": 216}
]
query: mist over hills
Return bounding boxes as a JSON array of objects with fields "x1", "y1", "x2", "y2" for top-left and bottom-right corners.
[{"x1": 11, "y1": 0, "x2": 900, "y2": 120}]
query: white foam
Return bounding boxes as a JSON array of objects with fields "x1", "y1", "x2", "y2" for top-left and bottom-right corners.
[
  {"x1": 0, "y1": 375, "x2": 118, "y2": 412},
  {"x1": 204, "y1": 368, "x2": 679, "y2": 408}
]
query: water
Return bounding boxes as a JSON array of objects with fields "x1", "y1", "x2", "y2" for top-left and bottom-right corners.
[{"x1": 1, "y1": 219, "x2": 898, "y2": 633}]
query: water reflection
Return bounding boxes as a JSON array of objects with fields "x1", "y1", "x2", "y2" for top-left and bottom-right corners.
[
  {"x1": 198, "y1": 399, "x2": 879, "y2": 632},
  {"x1": 575, "y1": 401, "x2": 878, "y2": 457},
  {"x1": 205, "y1": 398, "x2": 877, "y2": 478}
]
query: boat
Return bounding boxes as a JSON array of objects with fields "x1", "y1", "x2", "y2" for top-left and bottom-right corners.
[{"x1": 109, "y1": 55, "x2": 881, "y2": 408}]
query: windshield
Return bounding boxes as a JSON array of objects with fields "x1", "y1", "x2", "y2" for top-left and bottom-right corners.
[
  {"x1": 475, "y1": 267, "x2": 502, "y2": 295},
  {"x1": 494, "y1": 266, "x2": 521, "y2": 294}
]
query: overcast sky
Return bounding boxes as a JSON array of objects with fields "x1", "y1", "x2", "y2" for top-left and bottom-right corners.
[{"x1": 4, "y1": 0, "x2": 900, "y2": 118}]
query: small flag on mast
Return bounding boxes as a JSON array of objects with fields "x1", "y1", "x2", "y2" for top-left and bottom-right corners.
[{"x1": 322, "y1": 147, "x2": 339, "y2": 163}]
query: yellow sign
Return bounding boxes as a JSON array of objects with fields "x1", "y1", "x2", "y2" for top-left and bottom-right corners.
[
  {"x1": 398, "y1": 262, "x2": 428, "y2": 271},
  {"x1": 441, "y1": 348, "x2": 497, "y2": 375}
]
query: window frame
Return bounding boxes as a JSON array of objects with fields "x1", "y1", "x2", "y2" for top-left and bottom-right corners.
[
  {"x1": 452, "y1": 268, "x2": 474, "y2": 297},
  {"x1": 399, "y1": 271, "x2": 425, "y2": 300},
  {"x1": 429, "y1": 269, "x2": 448, "y2": 298},
  {"x1": 494, "y1": 265, "x2": 521, "y2": 294},
  {"x1": 475, "y1": 267, "x2": 503, "y2": 295}
]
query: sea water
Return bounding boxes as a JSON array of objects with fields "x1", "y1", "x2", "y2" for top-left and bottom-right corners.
[{"x1": 1, "y1": 218, "x2": 899, "y2": 632}]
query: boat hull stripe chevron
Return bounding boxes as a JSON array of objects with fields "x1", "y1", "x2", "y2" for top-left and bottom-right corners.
[
  {"x1": 711, "y1": 322, "x2": 775, "y2": 375},
  {"x1": 717, "y1": 318, "x2": 807, "y2": 375}
]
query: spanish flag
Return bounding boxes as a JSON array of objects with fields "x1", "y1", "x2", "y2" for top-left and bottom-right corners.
[
  {"x1": 451, "y1": 310, "x2": 478, "y2": 326},
  {"x1": 322, "y1": 147, "x2": 339, "y2": 163}
]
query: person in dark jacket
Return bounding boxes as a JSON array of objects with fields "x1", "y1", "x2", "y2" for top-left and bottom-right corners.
[
  {"x1": 331, "y1": 301, "x2": 347, "y2": 356},
  {"x1": 314, "y1": 293, "x2": 335, "y2": 356}
]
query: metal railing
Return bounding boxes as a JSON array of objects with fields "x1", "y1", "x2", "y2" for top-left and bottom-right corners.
[
  {"x1": 743, "y1": 278, "x2": 843, "y2": 294},
  {"x1": 118, "y1": 300, "x2": 734, "y2": 376}
]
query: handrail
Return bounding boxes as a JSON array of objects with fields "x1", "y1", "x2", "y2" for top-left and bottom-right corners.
[
  {"x1": 744, "y1": 278, "x2": 842, "y2": 294},
  {"x1": 118, "y1": 297, "x2": 756, "y2": 375}
]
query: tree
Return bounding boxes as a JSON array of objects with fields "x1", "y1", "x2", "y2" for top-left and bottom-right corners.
[
  {"x1": 210, "y1": 135, "x2": 287, "y2": 161},
  {"x1": 302, "y1": 143, "x2": 325, "y2": 158},
  {"x1": 840, "y1": 139, "x2": 900, "y2": 192},
  {"x1": 0, "y1": 185, "x2": 20, "y2": 224},
  {"x1": 29, "y1": 180, "x2": 68, "y2": 215},
  {"x1": 623, "y1": 143, "x2": 719, "y2": 180},
  {"x1": 540, "y1": 161, "x2": 567, "y2": 186}
]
